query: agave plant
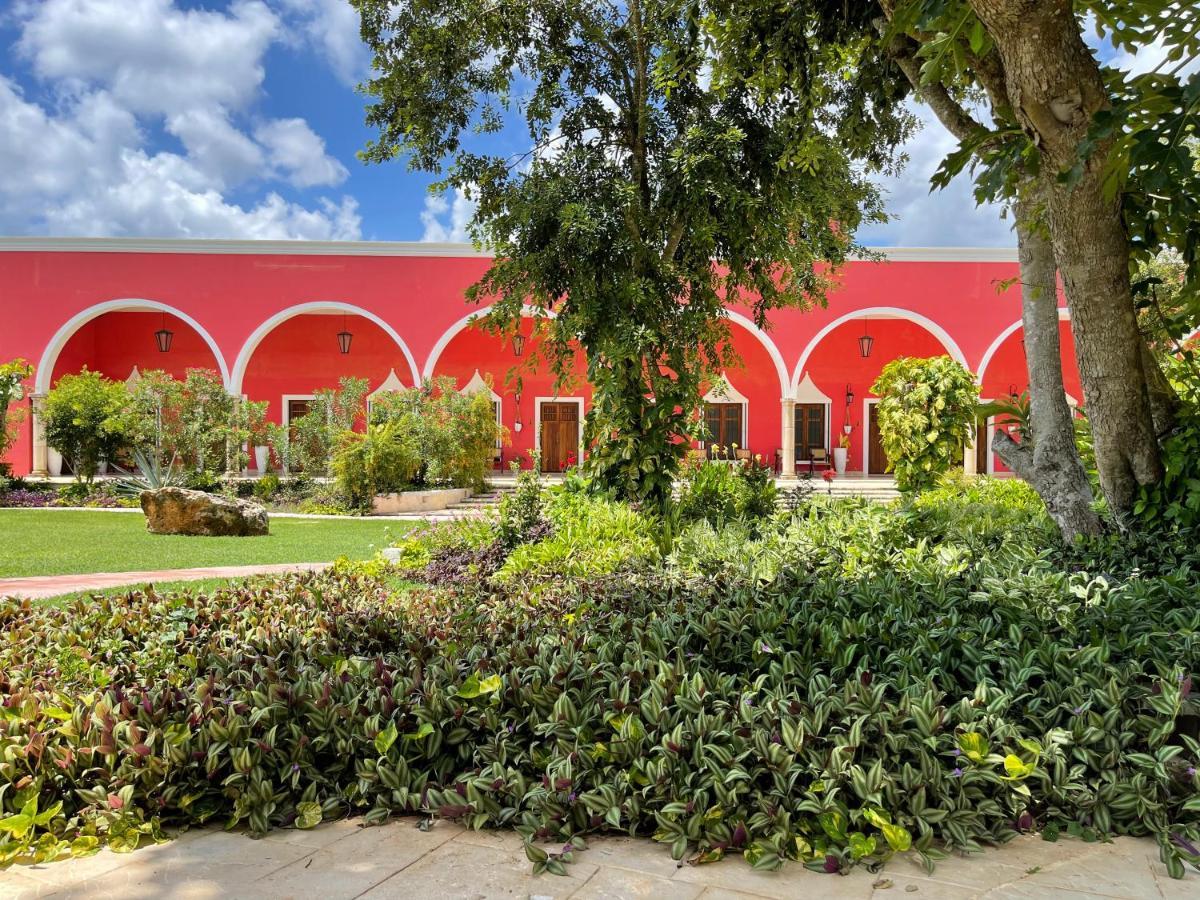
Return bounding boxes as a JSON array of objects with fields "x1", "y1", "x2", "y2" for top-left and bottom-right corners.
[{"x1": 113, "y1": 449, "x2": 184, "y2": 497}]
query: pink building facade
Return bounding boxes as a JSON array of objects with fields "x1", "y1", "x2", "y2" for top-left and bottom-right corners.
[{"x1": 0, "y1": 238, "x2": 1079, "y2": 478}]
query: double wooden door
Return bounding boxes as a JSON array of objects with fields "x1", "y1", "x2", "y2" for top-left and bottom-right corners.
[
  {"x1": 794, "y1": 403, "x2": 826, "y2": 461},
  {"x1": 867, "y1": 402, "x2": 890, "y2": 475},
  {"x1": 540, "y1": 402, "x2": 580, "y2": 472}
]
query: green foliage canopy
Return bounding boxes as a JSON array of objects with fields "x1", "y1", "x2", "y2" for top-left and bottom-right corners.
[
  {"x1": 42, "y1": 370, "x2": 128, "y2": 482},
  {"x1": 353, "y1": 0, "x2": 896, "y2": 505}
]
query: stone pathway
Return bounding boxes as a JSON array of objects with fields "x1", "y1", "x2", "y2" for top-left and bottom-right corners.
[
  {"x1": 0, "y1": 562, "x2": 330, "y2": 600},
  {"x1": 0, "y1": 818, "x2": 1189, "y2": 900}
]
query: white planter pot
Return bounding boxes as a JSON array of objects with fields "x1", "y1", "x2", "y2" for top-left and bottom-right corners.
[
  {"x1": 254, "y1": 446, "x2": 270, "y2": 474},
  {"x1": 98, "y1": 460, "x2": 109, "y2": 475},
  {"x1": 48, "y1": 448, "x2": 63, "y2": 478},
  {"x1": 833, "y1": 447, "x2": 848, "y2": 475}
]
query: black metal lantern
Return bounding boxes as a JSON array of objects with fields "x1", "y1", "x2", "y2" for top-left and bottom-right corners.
[
  {"x1": 336, "y1": 313, "x2": 353, "y2": 354},
  {"x1": 1008, "y1": 383, "x2": 1018, "y2": 399},
  {"x1": 154, "y1": 312, "x2": 173, "y2": 353},
  {"x1": 845, "y1": 383, "x2": 855, "y2": 408},
  {"x1": 858, "y1": 319, "x2": 874, "y2": 358},
  {"x1": 512, "y1": 332, "x2": 526, "y2": 357}
]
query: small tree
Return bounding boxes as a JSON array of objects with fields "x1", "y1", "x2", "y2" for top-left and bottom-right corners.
[
  {"x1": 872, "y1": 356, "x2": 979, "y2": 492},
  {"x1": 293, "y1": 377, "x2": 370, "y2": 476},
  {"x1": 0, "y1": 359, "x2": 34, "y2": 468},
  {"x1": 370, "y1": 377, "x2": 504, "y2": 491},
  {"x1": 43, "y1": 369, "x2": 128, "y2": 482}
]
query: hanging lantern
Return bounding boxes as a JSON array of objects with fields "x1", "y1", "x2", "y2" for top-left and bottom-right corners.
[
  {"x1": 844, "y1": 383, "x2": 855, "y2": 408},
  {"x1": 337, "y1": 313, "x2": 353, "y2": 354},
  {"x1": 858, "y1": 319, "x2": 874, "y2": 358},
  {"x1": 512, "y1": 332, "x2": 526, "y2": 357},
  {"x1": 1008, "y1": 384, "x2": 1018, "y2": 399},
  {"x1": 154, "y1": 312, "x2": 173, "y2": 353}
]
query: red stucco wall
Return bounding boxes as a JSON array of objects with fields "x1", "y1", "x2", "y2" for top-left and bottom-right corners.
[{"x1": 0, "y1": 242, "x2": 1065, "y2": 477}]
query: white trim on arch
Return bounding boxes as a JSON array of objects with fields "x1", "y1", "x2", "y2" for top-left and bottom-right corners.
[
  {"x1": 229, "y1": 302, "x2": 421, "y2": 394},
  {"x1": 723, "y1": 310, "x2": 790, "y2": 398},
  {"x1": 421, "y1": 304, "x2": 553, "y2": 380},
  {"x1": 975, "y1": 307, "x2": 1071, "y2": 386},
  {"x1": 790, "y1": 306, "x2": 969, "y2": 395},
  {"x1": 35, "y1": 298, "x2": 231, "y2": 394}
]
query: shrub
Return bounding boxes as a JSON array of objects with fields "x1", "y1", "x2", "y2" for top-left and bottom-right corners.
[
  {"x1": 370, "y1": 377, "x2": 503, "y2": 491},
  {"x1": 253, "y1": 473, "x2": 281, "y2": 502},
  {"x1": 676, "y1": 456, "x2": 778, "y2": 529},
  {"x1": 871, "y1": 356, "x2": 979, "y2": 492},
  {"x1": 330, "y1": 421, "x2": 422, "y2": 510},
  {"x1": 496, "y1": 461, "x2": 549, "y2": 549},
  {"x1": 293, "y1": 377, "x2": 370, "y2": 476},
  {"x1": 43, "y1": 369, "x2": 129, "y2": 481},
  {"x1": 0, "y1": 359, "x2": 33, "y2": 462},
  {"x1": 494, "y1": 491, "x2": 659, "y2": 585}
]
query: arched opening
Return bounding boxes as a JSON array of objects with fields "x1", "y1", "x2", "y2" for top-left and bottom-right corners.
[
  {"x1": 237, "y1": 310, "x2": 416, "y2": 436},
  {"x1": 36, "y1": 299, "x2": 228, "y2": 394},
  {"x1": 977, "y1": 313, "x2": 1081, "y2": 475},
  {"x1": 793, "y1": 311, "x2": 966, "y2": 475},
  {"x1": 426, "y1": 312, "x2": 586, "y2": 471}
]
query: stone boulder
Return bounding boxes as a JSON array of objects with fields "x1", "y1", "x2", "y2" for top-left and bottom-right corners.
[{"x1": 141, "y1": 487, "x2": 269, "y2": 537}]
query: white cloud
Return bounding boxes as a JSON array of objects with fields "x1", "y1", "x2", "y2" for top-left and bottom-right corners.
[
  {"x1": 859, "y1": 103, "x2": 1014, "y2": 248},
  {"x1": 16, "y1": 0, "x2": 280, "y2": 115},
  {"x1": 255, "y1": 118, "x2": 348, "y2": 188},
  {"x1": 421, "y1": 188, "x2": 476, "y2": 242},
  {"x1": 2, "y1": 1, "x2": 361, "y2": 240},
  {"x1": 278, "y1": 0, "x2": 371, "y2": 86}
]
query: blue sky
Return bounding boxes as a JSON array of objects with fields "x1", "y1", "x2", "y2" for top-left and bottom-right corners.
[{"x1": 0, "y1": 1, "x2": 1167, "y2": 247}]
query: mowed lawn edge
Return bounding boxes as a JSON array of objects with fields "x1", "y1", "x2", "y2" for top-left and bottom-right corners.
[{"x1": 0, "y1": 509, "x2": 415, "y2": 578}]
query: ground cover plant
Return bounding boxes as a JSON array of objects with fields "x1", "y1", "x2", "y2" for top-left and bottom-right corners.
[
  {"x1": 0, "y1": 510, "x2": 412, "y2": 578},
  {"x1": 2, "y1": 477, "x2": 1199, "y2": 878}
]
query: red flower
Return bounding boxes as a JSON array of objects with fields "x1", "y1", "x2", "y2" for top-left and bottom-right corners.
[{"x1": 822, "y1": 469, "x2": 836, "y2": 482}]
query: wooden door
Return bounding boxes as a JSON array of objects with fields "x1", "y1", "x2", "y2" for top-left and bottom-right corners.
[
  {"x1": 794, "y1": 404, "x2": 826, "y2": 462},
  {"x1": 867, "y1": 403, "x2": 889, "y2": 475},
  {"x1": 540, "y1": 402, "x2": 579, "y2": 472},
  {"x1": 287, "y1": 399, "x2": 313, "y2": 471},
  {"x1": 975, "y1": 415, "x2": 990, "y2": 474}
]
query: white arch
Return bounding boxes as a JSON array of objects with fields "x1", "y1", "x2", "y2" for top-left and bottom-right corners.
[
  {"x1": 422, "y1": 305, "x2": 789, "y2": 396},
  {"x1": 975, "y1": 307, "x2": 1071, "y2": 386},
  {"x1": 790, "y1": 306, "x2": 969, "y2": 394},
  {"x1": 35, "y1": 298, "x2": 230, "y2": 394},
  {"x1": 421, "y1": 304, "x2": 553, "y2": 380},
  {"x1": 723, "y1": 310, "x2": 790, "y2": 398},
  {"x1": 230, "y1": 301, "x2": 421, "y2": 394}
]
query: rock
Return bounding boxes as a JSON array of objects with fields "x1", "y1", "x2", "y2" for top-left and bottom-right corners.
[{"x1": 141, "y1": 487, "x2": 269, "y2": 537}]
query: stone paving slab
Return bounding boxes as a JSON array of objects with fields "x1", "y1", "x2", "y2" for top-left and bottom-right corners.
[
  {"x1": 0, "y1": 818, "x2": 1190, "y2": 900},
  {"x1": 0, "y1": 562, "x2": 331, "y2": 600}
]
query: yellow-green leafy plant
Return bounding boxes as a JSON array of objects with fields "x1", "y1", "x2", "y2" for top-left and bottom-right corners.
[
  {"x1": 42, "y1": 369, "x2": 129, "y2": 482},
  {"x1": 872, "y1": 356, "x2": 979, "y2": 492}
]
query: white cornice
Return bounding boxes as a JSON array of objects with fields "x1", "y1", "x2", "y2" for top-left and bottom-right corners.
[
  {"x1": 0, "y1": 237, "x2": 493, "y2": 257},
  {"x1": 0, "y1": 236, "x2": 1017, "y2": 263}
]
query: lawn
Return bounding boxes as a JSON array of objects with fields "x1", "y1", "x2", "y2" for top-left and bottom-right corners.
[{"x1": 0, "y1": 510, "x2": 415, "y2": 578}]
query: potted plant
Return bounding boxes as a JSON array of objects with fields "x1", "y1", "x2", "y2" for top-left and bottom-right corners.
[
  {"x1": 833, "y1": 431, "x2": 850, "y2": 475},
  {"x1": 243, "y1": 400, "x2": 271, "y2": 474}
]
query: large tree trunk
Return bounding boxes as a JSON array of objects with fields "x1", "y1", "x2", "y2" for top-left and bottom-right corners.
[
  {"x1": 992, "y1": 200, "x2": 1101, "y2": 539},
  {"x1": 969, "y1": 0, "x2": 1162, "y2": 525}
]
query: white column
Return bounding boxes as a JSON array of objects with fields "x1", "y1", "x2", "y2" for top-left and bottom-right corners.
[
  {"x1": 964, "y1": 425, "x2": 978, "y2": 475},
  {"x1": 779, "y1": 398, "x2": 796, "y2": 478},
  {"x1": 30, "y1": 393, "x2": 49, "y2": 477}
]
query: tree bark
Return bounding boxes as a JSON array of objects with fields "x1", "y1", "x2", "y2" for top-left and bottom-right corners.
[
  {"x1": 968, "y1": 0, "x2": 1162, "y2": 525},
  {"x1": 992, "y1": 200, "x2": 1101, "y2": 539}
]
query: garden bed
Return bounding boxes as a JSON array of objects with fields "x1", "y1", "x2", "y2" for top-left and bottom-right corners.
[{"x1": 2, "y1": 474, "x2": 1198, "y2": 877}]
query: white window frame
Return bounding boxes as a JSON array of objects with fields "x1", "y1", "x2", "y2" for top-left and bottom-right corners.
[{"x1": 282, "y1": 394, "x2": 317, "y2": 428}]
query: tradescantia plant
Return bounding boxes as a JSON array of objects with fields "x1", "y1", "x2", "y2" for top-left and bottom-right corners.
[{"x1": 2, "y1": 480, "x2": 1200, "y2": 877}]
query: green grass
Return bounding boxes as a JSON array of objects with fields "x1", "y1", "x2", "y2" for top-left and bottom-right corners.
[
  {"x1": 0, "y1": 510, "x2": 416, "y2": 578},
  {"x1": 34, "y1": 577, "x2": 244, "y2": 607}
]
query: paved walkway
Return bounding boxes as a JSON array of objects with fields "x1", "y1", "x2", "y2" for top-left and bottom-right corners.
[
  {"x1": 0, "y1": 562, "x2": 331, "y2": 600},
  {"x1": 0, "y1": 818, "x2": 1187, "y2": 900}
]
